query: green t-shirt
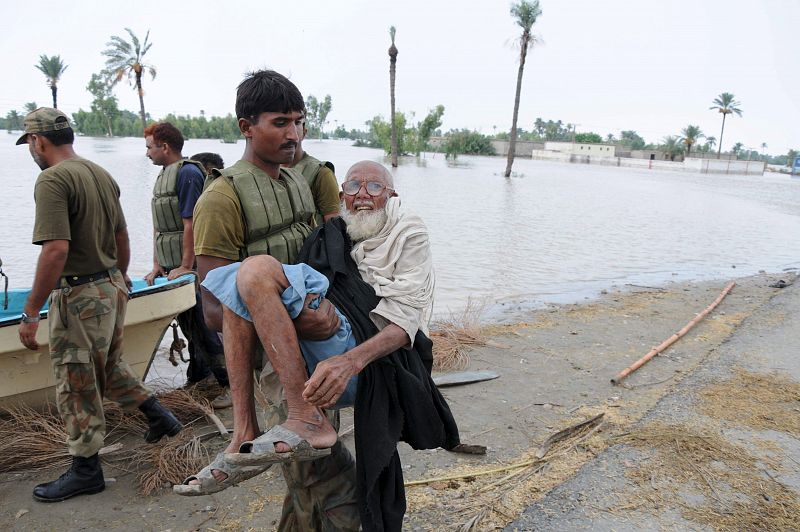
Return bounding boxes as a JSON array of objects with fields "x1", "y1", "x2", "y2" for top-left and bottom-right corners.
[
  {"x1": 311, "y1": 165, "x2": 340, "y2": 218},
  {"x1": 193, "y1": 176, "x2": 246, "y2": 261},
  {"x1": 32, "y1": 157, "x2": 127, "y2": 276}
]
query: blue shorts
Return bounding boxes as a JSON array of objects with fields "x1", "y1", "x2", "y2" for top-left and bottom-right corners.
[{"x1": 202, "y1": 262, "x2": 357, "y2": 408}]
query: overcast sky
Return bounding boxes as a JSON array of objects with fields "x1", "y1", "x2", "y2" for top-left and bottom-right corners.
[{"x1": 2, "y1": 0, "x2": 797, "y2": 153}]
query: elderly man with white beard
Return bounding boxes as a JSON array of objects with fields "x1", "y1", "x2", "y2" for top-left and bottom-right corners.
[{"x1": 200, "y1": 160, "x2": 461, "y2": 531}]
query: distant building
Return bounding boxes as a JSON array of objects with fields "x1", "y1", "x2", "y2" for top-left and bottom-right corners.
[
  {"x1": 544, "y1": 141, "x2": 617, "y2": 157},
  {"x1": 630, "y1": 149, "x2": 683, "y2": 162}
]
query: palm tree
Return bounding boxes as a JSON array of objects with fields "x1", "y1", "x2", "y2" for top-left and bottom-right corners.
[
  {"x1": 388, "y1": 26, "x2": 399, "y2": 167},
  {"x1": 24, "y1": 102, "x2": 38, "y2": 114},
  {"x1": 661, "y1": 136, "x2": 684, "y2": 161},
  {"x1": 5, "y1": 110, "x2": 22, "y2": 131},
  {"x1": 709, "y1": 92, "x2": 742, "y2": 159},
  {"x1": 103, "y1": 28, "x2": 156, "y2": 132},
  {"x1": 679, "y1": 125, "x2": 703, "y2": 158},
  {"x1": 704, "y1": 136, "x2": 716, "y2": 152},
  {"x1": 760, "y1": 142, "x2": 768, "y2": 161},
  {"x1": 731, "y1": 142, "x2": 744, "y2": 158},
  {"x1": 35, "y1": 55, "x2": 68, "y2": 108},
  {"x1": 504, "y1": 0, "x2": 542, "y2": 178}
]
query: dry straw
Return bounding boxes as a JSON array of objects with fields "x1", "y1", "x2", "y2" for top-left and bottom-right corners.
[
  {"x1": 0, "y1": 386, "x2": 228, "y2": 495},
  {"x1": 430, "y1": 297, "x2": 491, "y2": 371},
  {"x1": 621, "y1": 421, "x2": 800, "y2": 530}
]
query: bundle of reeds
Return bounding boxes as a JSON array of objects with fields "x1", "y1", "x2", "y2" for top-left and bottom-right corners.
[
  {"x1": 0, "y1": 403, "x2": 70, "y2": 473},
  {"x1": 430, "y1": 298, "x2": 488, "y2": 371},
  {"x1": 0, "y1": 387, "x2": 228, "y2": 494}
]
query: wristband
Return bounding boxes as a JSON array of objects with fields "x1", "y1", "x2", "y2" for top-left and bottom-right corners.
[{"x1": 21, "y1": 312, "x2": 41, "y2": 324}]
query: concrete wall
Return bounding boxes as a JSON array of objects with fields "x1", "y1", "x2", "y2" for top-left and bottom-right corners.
[
  {"x1": 689, "y1": 158, "x2": 766, "y2": 175},
  {"x1": 545, "y1": 141, "x2": 617, "y2": 156},
  {"x1": 490, "y1": 140, "x2": 542, "y2": 157},
  {"x1": 686, "y1": 152, "x2": 737, "y2": 160},
  {"x1": 527, "y1": 151, "x2": 764, "y2": 175}
]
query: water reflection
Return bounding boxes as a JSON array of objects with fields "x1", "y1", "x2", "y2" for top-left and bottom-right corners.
[{"x1": 2, "y1": 136, "x2": 799, "y2": 322}]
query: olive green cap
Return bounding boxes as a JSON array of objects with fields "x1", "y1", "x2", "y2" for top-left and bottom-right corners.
[{"x1": 16, "y1": 107, "x2": 71, "y2": 145}]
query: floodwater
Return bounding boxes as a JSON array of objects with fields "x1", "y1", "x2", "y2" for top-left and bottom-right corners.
[{"x1": 3, "y1": 134, "x2": 799, "y2": 324}]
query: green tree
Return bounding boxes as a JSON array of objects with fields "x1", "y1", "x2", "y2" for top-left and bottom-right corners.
[
  {"x1": 87, "y1": 73, "x2": 119, "y2": 136},
  {"x1": 533, "y1": 118, "x2": 572, "y2": 141},
  {"x1": 367, "y1": 112, "x2": 409, "y2": 155},
  {"x1": 305, "y1": 94, "x2": 332, "y2": 139},
  {"x1": 660, "y1": 136, "x2": 684, "y2": 161},
  {"x1": 35, "y1": 55, "x2": 68, "y2": 108},
  {"x1": 709, "y1": 92, "x2": 742, "y2": 159},
  {"x1": 620, "y1": 130, "x2": 646, "y2": 150},
  {"x1": 24, "y1": 102, "x2": 38, "y2": 114},
  {"x1": 731, "y1": 142, "x2": 743, "y2": 157},
  {"x1": 704, "y1": 136, "x2": 717, "y2": 152},
  {"x1": 443, "y1": 129, "x2": 497, "y2": 159},
  {"x1": 103, "y1": 28, "x2": 156, "y2": 133},
  {"x1": 388, "y1": 26, "x2": 399, "y2": 167},
  {"x1": 574, "y1": 132, "x2": 602, "y2": 144},
  {"x1": 679, "y1": 125, "x2": 704, "y2": 158},
  {"x1": 787, "y1": 149, "x2": 798, "y2": 168},
  {"x1": 5, "y1": 110, "x2": 22, "y2": 132},
  {"x1": 505, "y1": 0, "x2": 542, "y2": 177},
  {"x1": 414, "y1": 104, "x2": 445, "y2": 155}
]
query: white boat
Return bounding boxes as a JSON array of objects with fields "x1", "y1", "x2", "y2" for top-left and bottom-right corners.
[{"x1": 0, "y1": 275, "x2": 197, "y2": 410}]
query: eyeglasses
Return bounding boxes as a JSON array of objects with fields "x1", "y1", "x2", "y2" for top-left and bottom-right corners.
[{"x1": 341, "y1": 180, "x2": 394, "y2": 196}]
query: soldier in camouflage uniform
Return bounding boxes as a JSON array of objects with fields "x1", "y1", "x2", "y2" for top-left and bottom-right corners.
[{"x1": 16, "y1": 108, "x2": 183, "y2": 503}]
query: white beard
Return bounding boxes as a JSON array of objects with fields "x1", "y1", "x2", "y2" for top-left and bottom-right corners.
[{"x1": 340, "y1": 200, "x2": 388, "y2": 242}]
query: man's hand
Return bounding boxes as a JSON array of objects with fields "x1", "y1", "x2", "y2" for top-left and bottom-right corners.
[
  {"x1": 144, "y1": 265, "x2": 166, "y2": 286},
  {"x1": 303, "y1": 353, "x2": 358, "y2": 408},
  {"x1": 293, "y1": 294, "x2": 340, "y2": 340},
  {"x1": 167, "y1": 265, "x2": 194, "y2": 281},
  {"x1": 19, "y1": 321, "x2": 40, "y2": 351},
  {"x1": 123, "y1": 274, "x2": 133, "y2": 291}
]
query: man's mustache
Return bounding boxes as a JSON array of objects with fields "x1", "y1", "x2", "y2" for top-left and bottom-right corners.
[{"x1": 280, "y1": 141, "x2": 297, "y2": 150}]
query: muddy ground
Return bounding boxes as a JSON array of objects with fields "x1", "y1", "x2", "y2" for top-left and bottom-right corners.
[{"x1": 0, "y1": 272, "x2": 795, "y2": 531}]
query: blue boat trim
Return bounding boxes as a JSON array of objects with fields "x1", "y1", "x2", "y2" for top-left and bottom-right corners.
[{"x1": 0, "y1": 274, "x2": 195, "y2": 326}]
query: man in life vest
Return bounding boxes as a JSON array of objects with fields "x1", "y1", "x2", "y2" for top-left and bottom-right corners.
[
  {"x1": 144, "y1": 123, "x2": 230, "y2": 405},
  {"x1": 285, "y1": 122, "x2": 340, "y2": 225},
  {"x1": 197, "y1": 160, "x2": 460, "y2": 531},
  {"x1": 185, "y1": 70, "x2": 359, "y2": 530}
]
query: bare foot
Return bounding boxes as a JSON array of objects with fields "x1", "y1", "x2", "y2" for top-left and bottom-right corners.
[{"x1": 273, "y1": 413, "x2": 337, "y2": 453}]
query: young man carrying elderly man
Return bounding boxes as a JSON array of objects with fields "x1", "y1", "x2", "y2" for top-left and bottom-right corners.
[{"x1": 181, "y1": 69, "x2": 460, "y2": 531}]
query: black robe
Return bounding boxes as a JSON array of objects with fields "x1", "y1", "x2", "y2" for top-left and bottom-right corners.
[{"x1": 298, "y1": 218, "x2": 461, "y2": 532}]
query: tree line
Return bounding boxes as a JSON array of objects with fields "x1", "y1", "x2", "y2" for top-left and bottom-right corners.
[{"x1": 2, "y1": 17, "x2": 795, "y2": 165}]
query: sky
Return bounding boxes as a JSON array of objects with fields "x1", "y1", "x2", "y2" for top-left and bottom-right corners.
[{"x1": 2, "y1": 0, "x2": 798, "y2": 154}]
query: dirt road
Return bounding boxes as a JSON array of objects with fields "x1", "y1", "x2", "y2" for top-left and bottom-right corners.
[{"x1": 1, "y1": 273, "x2": 794, "y2": 531}]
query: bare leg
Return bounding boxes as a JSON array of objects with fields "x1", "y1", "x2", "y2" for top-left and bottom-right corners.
[
  {"x1": 236, "y1": 256, "x2": 337, "y2": 452},
  {"x1": 190, "y1": 306, "x2": 262, "y2": 484}
]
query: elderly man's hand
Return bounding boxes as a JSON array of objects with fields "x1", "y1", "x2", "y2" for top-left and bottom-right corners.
[
  {"x1": 293, "y1": 294, "x2": 340, "y2": 340},
  {"x1": 303, "y1": 354, "x2": 358, "y2": 408}
]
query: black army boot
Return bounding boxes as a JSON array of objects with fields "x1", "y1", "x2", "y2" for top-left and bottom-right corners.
[
  {"x1": 138, "y1": 396, "x2": 183, "y2": 443},
  {"x1": 33, "y1": 454, "x2": 105, "y2": 502}
]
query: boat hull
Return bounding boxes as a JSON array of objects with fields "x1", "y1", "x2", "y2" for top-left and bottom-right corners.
[{"x1": 0, "y1": 276, "x2": 196, "y2": 410}]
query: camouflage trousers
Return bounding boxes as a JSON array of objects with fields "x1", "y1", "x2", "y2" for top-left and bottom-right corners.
[
  {"x1": 48, "y1": 270, "x2": 151, "y2": 458},
  {"x1": 258, "y1": 367, "x2": 360, "y2": 532}
]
